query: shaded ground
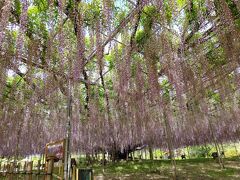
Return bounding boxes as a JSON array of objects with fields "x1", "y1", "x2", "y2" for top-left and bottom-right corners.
[{"x1": 91, "y1": 158, "x2": 240, "y2": 180}]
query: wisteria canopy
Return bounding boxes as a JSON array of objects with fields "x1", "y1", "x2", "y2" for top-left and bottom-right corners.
[{"x1": 0, "y1": 0, "x2": 240, "y2": 157}]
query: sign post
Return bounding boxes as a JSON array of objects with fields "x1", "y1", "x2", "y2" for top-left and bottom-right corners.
[
  {"x1": 45, "y1": 139, "x2": 65, "y2": 162},
  {"x1": 45, "y1": 139, "x2": 66, "y2": 179}
]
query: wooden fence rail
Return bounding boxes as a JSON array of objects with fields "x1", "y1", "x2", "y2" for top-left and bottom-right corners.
[
  {"x1": 0, "y1": 157, "x2": 62, "y2": 180},
  {"x1": 0, "y1": 158, "x2": 93, "y2": 180}
]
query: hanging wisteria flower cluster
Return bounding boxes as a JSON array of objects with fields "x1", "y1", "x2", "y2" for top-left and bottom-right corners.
[{"x1": 0, "y1": 0, "x2": 240, "y2": 158}]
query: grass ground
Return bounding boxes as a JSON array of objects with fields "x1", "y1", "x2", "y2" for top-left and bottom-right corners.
[
  {"x1": 90, "y1": 157, "x2": 240, "y2": 179},
  {"x1": 1, "y1": 158, "x2": 240, "y2": 179}
]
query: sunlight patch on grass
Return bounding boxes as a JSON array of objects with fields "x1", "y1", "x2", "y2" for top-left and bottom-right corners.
[
  {"x1": 133, "y1": 165, "x2": 138, "y2": 170},
  {"x1": 115, "y1": 166, "x2": 123, "y2": 171}
]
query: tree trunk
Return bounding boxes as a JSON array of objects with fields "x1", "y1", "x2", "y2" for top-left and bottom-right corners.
[
  {"x1": 149, "y1": 146, "x2": 153, "y2": 160},
  {"x1": 187, "y1": 146, "x2": 191, "y2": 159},
  {"x1": 163, "y1": 109, "x2": 177, "y2": 180},
  {"x1": 208, "y1": 116, "x2": 225, "y2": 168},
  {"x1": 234, "y1": 142, "x2": 239, "y2": 157}
]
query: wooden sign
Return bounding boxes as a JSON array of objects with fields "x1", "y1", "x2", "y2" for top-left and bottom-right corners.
[{"x1": 45, "y1": 139, "x2": 65, "y2": 161}]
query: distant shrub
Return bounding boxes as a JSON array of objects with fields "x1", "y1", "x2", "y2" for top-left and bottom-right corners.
[{"x1": 189, "y1": 146, "x2": 211, "y2": 158}]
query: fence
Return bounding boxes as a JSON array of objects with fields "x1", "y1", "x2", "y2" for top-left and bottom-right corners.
[{"x1": 0, "y1": 157, "x2": 93, "y2": 180}]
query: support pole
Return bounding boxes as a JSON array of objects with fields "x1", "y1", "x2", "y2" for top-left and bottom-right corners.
[
  {"x1": 17, "y1": 162, "x2": 21, "y2": 180},
  {"x1": 23, "y1": 161, "x2": 27, "y2": 174},
  {"x1": 45, "y1": 157, "x2": 54, "y2": 180},
  {"x1": 8, "y1": 162, "x2": 14, "y2": 180},
  {"x1": 64, "y1": 77, "x2": 73, "y2": 180},
  {"x1": 72, "y1": 165, "x2": 76, "y2": 180},
  {"x1": 37, "y1": 160, "x2": 41, "y2": 180},
  {"x1": 26, "y1": 161, "x2": 33, "y2": 180}
]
